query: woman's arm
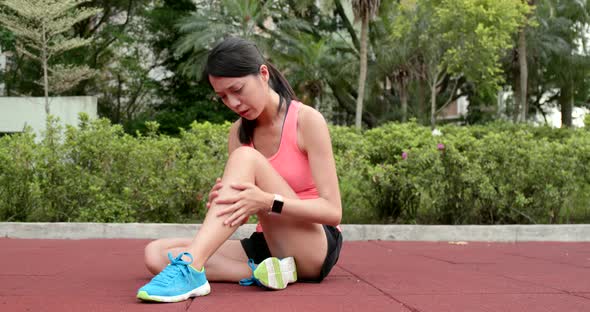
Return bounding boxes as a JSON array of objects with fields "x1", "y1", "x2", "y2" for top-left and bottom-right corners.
[
  {"x1": 218, "y1": 111, "x2": 342, "y2": 226},
  {"x1": 276, "y1": 106, "x2": 342, "y2": 226}
]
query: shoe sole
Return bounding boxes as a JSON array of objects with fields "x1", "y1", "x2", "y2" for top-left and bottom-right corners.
[
  {"x1": 137, "y1": 281, "x2": 211, "y2": 302},
  {"x1": 253, "y1": 257, "x2": 297, "y2": 290}
]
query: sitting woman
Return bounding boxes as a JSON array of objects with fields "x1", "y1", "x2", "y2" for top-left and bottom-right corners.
[{"x1": 137, "y1": 37, "x2": 343, "y2": 303}]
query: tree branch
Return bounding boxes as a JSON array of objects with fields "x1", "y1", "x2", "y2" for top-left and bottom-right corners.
[
  {"x1": 328, "y1": 80, "x2": 377, "y2": 127},
  {"x1": 334, "y1": 0, "x2": 360, "y2": 51},
  {"x1": 436, "y1": 86, "x2": 462, "y2": 114},
  {"x1": 86, "y1": 3, "x2": 113, "y2": 36},
  {"x1": 91, "y1": 0, "x2": 134, "y2": 68},
  {"x1": 436, "y1": 76, "x2": 463, "y2": 114}
]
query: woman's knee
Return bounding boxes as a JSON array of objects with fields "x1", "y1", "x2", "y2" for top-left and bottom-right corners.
[
  {"x1": 228, "y1": 146, "x2": 263, "y2": 164},
  {"x1": 143, "y1": 239, "x2": 164, "y2": 274}
]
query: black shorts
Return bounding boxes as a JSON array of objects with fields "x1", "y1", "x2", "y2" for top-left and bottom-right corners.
[{"x1": 240, "y1": 225, "x2": 343, "y2": 283}]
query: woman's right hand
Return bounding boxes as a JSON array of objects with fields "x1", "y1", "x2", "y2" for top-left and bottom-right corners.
[{"x1": 206, "y1": 177, "x2": 223, "y2": 209}]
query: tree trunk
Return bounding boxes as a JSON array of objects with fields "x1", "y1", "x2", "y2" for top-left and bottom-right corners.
[
  {"x1": 560, "y1": 84, "x2": 573, "y2": 128},
  {"x1": 400, "y1": 86, "x2": 408, "y2": 123},
  {"x1": 430, "y1": 80, "x2": 437, "y2": 129},
  {"x1": 417, "y1": 78, "x2": 426, "y2": 123},
  {"x1": 392, "y1": 74, "x2": 409, "y2": 122},
  {"x1": 334, "y1": 0, "x2": 361, "y2": 51},
  {"x1": 518, "y1": 27, "x2": 528, "y2": 122},
  {"x1": 355, "y1": 12, "x2": 369, "y2": 130},
  {"x1": 42, "y1": 23, "x2": 50, "y2": 115},
  {"x1": 513, "y1": 67, "x2": 521, "y2": 123}
]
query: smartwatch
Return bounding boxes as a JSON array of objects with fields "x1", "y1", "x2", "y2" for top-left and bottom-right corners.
[{"x1": 270, "y1": 194, "x2": 284, "y2": 214}]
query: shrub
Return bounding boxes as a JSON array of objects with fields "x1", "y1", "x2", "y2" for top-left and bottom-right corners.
[
  {"x1": 0, "y1": 116, "x2": 229, "y2": 223},
  {"x1": 330, "y1": 126, "x2": 376, "y2": 223},
  {"x1": 0, "y1": 116, "x2": 588, "y2": 224},
  {"x1": 359, "y1": 122, "x2": 587, "y2": 224}
]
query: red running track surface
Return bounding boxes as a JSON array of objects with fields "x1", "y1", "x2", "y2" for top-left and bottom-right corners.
[{"x1": 1, "y1": 239, "x2": 589, "y2": 312}]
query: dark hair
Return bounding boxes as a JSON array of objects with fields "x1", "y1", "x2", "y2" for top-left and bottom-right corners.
[{"x1": 203, "y1": 37, "x2": 297, "y2": 144}]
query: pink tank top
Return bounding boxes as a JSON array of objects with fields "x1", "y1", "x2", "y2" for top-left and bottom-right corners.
[
  {"x1": 247, "y1": 101, "x2": 319, "y2": 232},
  {"x1": 249, "y1": 100, "x2": 319, "y2": 199}
]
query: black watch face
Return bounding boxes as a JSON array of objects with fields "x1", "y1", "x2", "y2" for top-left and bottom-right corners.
[{"x1": 272, "y1": 199, "x2": 284, "y2": 214}]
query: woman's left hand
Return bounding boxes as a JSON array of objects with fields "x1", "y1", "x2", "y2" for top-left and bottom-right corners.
[{"x1": 214, "y1": 183, "x2": 273, "y2": 226}]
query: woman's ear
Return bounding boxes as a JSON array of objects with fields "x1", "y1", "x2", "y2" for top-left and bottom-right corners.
[{"x1": 259, "y1": 64, "x2": 270, "y2": 83}]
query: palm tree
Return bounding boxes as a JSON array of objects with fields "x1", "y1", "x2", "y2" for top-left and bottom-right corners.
[
  {"x1": 273, "y1": 33, "x2": 332, "y2": 110},
  {"x1": 513, "y1": 0, "x2": 536, "y2": 123},
  {"x1": 548, "y1": 0, "x2": 590, "y2": 127},
  {"x1": 174, "y1": 0, "x2": 270, "y2": 78},
  {"x1": 522, "y1": 0, "x2": 590, "y2": 127},
  {"x1": 352, "y1": 0, "x2": 381, "y2": 129},
  {"x1": 379, "y1": 1, "x2": 420, "y2": 122}
]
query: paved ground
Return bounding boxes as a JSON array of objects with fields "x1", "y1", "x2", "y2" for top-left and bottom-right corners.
[{"x1": 1, "y1": 238, "x2": 589, "y2": 312}]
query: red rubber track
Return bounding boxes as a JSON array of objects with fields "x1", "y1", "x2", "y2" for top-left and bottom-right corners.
[{"x1": 1, "y1": 239, "x2": 589, "y2": 311}]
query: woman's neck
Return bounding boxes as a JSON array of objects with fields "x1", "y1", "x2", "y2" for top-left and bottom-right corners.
[{"x1": 256, "y1": 90, "x2": 283, "y2": 127}]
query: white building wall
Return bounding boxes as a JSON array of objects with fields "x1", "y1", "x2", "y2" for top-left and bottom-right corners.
[
  {"x1": 497, "y1": 90, "x2": 588, "y2": 128},
  {"x1": 532, "y1": 106, "x2": 589, "y2": 128},
  {"x1": 457, "y1": 95, "x2": 469, "y2": 116},
  {"x1": 0, "y1": 96, "x2": 97, "y2": 138}
]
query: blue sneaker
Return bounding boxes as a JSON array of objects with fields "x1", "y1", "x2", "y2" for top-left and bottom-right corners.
[
  {"x1": 137, "y1": 252, "x2": 210, "y2": 302},
  {"x1": 239, "y1": 257, "x2": 297, "y2": 290}
]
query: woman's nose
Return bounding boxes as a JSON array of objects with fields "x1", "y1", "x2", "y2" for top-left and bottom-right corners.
[{"x1": 226, "y1": 94, "x2": 240, "y2": 109}]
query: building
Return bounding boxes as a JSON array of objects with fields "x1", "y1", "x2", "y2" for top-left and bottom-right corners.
[{"x1": 0, "y1": 96, "x2": 98, "y2": 140}]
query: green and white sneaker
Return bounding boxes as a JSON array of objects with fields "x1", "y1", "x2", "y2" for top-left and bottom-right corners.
[{"x1": 239, "y1": 257, "x2": 297, "y2": 290}]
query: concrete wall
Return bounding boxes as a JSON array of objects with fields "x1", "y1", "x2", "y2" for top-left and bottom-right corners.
[
  {"x1": 0, "y1": 96, "x2": 97, "y2": 137},
  {"x1": 2, "y1": 223, "x2": 590, "y2": 241}
]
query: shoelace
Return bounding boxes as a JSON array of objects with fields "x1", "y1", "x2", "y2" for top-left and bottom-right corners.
[
  {"x1": 150, "y1": 252, "x2": 194, "y2": 286},
  {"x1": 239, "y1": 259, "x2": 262, "y2": 287}
]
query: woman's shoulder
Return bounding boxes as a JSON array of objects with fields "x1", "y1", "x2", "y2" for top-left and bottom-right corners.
[
  {"x1": 295, "y1": 102, "x2": 330, "y2": 152},
  {"x1": 296, "y1": 102, "x2": 328, "y2": 129}
]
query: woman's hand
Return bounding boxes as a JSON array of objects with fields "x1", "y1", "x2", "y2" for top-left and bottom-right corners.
[
  {"x1": 214, "y1": 183, "x2": 273, "y2": 226},
  {"x1": 206, "y1": 178, "x2": 223, "y2": 210}
]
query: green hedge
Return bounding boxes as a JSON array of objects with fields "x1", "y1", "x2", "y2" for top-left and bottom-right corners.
[
  {"x1": 360, "y1": 122, "x2": 589, "y2": 224},
  {"x1": 1, "y1": 115, "x2": 588, "y2": 224}
]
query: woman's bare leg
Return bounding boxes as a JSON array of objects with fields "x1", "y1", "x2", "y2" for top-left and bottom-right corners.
[
  {"x1": 235, "y1": 148, "x2": 329, "y2": 279},
  {"x1": 164, "y1": 146, "x2": 328, "y2": 280},
  {"x1": 144, "y1": 238, "x2": 250, "y2": 282}
]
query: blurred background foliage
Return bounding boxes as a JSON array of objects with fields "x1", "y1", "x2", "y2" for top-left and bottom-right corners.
[
  {"x1": 0, "y1": 0, "x2": 588, "y2": 131},
  {"x1": 0, "y1": 0, "x2": 589, "y2": 224},
  {"x1": 0, "y1": 116, "x2": 588, "y2": 224}
]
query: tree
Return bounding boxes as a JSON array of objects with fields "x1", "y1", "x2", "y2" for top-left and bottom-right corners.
[
  {"x1": 381, "y1": 0, "x2": 420, "y2": 122},
  {"x1": 409, "y1": 0, "x2": 528, "y2": 129},
  {"x1": 172, "y1": 0, "x2": 370, "y2": 126},
  {"x1": 174, "y1": 0, "x2": 272, "y2": 79},
  {"x1": 352, "y1": 0, "x2": 381, "y2": 129},
  {"x1": 0, "y1": 0, "x2": 101, "y2": 114},
  {"x1": 128, "y1": 0, "x2": 236, "y2": 135},
  {"x1": 513, "y1": 0, "x2": 536, "y2": 123},
  {"x1": 543, "y1": 0, "x2": 590, "y2": 127},
  {"x1": 517, "y1": 0, "x2": 590, "y2": 127}
]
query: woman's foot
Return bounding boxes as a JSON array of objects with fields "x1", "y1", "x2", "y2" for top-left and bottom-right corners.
[
  {"x1": 240, "y1": 257, "x2": 297, "y2": 290},
  {"x1": 137, "y1": 252, "x2": 210, "y2": 302}
]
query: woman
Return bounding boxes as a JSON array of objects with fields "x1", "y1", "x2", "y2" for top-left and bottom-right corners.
[{"x1": 137, "y1": 37, "x2": 343, "y2": 303}]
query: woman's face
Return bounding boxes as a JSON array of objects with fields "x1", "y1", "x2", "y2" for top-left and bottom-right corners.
[{"x1": 209, "y1": 65, "x2": 270, "y2": 120}]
